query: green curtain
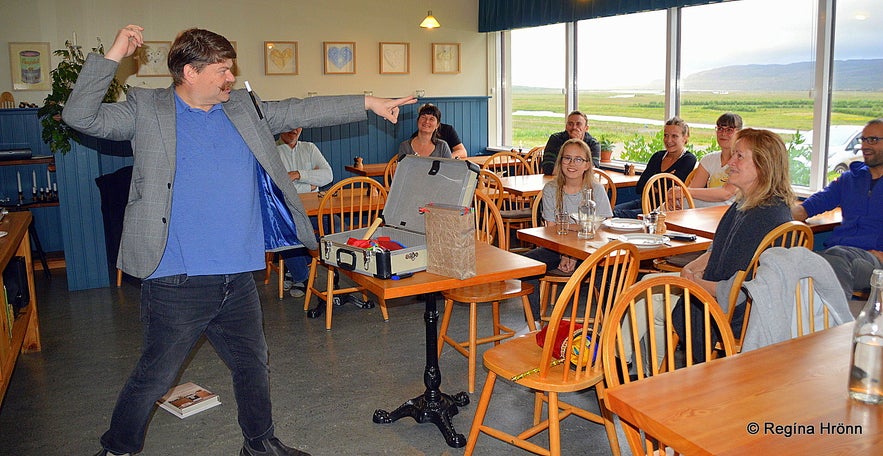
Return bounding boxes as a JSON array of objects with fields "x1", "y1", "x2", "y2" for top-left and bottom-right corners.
[{"x1": 479, "y1": 0, "x2": 727, "y2": 32}]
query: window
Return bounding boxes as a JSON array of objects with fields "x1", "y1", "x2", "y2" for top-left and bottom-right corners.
[
  {"x1": 498, "y1": 0, "x2": 874, "y2": 191},
  {"x1": 830, "y1": 0, "x2": 883, "y2": 180},
  {"x1": 510, "y1": 24, "x2": 565, "y2": 150},
  {"x1": 682, "y1": 0, "x2": 817, "y2": 186},
  {"x1": 576, "y1": 11, "x2": 666, "y2": 163}
]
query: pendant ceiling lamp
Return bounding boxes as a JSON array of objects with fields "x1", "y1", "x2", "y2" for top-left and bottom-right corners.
[{"x1": 420, "y1": 11, "x2": 441, "y2": 29}]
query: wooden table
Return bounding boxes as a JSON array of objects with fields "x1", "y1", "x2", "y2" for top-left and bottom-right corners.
[
  {"x1": 298, "y1": 188, "x2": 383, "y2": 217},
  {"x1": 0, "y1": 211, "x2": 41, "y2": 402},
  {"x1": 500, "y1": 170, "x2": 640, "y2": 198},
  {"x1": 606, "y1": 323, "x2": 882, "y2": 455},
  {"x1": 345, "y1": 162, "x2": 387, "y2": 177},
  {"x1": 517, "y1": 225, "x2": 712, "y2": 262},
  {"x1": 664, "y1": 205, "x2": 843, "y2": 239},
  {"x1": 341, "y1": 242, "x2": 545, "y2": 448}
]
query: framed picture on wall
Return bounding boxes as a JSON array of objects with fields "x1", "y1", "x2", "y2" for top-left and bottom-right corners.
[
  {"x1": 432, "y1": 43, "x2": 460, "y2": 74},
  {"x1": 264, "y1": 41, "x2": 298, "y2": 75},
  {"x1": 8, "y1": 42, "x2": 51, "y2": 90},
  {"x1": 137, "y1": 41, "x2": 172, "y2": 77},
  {"x1": 324, "y1": 41, "x2": 355, "y2": 74},
  {"x1": 379, "y1": 42, "x2": 409, "y2": 74}
]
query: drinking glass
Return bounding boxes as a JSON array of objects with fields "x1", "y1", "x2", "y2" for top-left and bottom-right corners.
[{"x1": 555, "y1": 212, "x2": 570, "y2": 235}]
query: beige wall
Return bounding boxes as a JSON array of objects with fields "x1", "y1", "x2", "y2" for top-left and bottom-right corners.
[{"x1": 1, "y1": 0, "x2": 488, "y2": 103}]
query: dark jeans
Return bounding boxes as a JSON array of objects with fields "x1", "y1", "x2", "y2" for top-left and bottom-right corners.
[
  {"x1": 100, "y1": 273, "x2": 274, "y2": 454},
  {"x1": 612, "y1": 198, "x2": 642, "y2": 219}
]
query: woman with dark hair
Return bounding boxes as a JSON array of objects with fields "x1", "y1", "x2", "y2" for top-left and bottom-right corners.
[{"x1": 397, "y1": 103, "x2": 452, "y2": 159}]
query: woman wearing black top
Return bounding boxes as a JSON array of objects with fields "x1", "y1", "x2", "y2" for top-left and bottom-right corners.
[{"x1": 613, "y1": 116, "x2": 697, "y2": 218}]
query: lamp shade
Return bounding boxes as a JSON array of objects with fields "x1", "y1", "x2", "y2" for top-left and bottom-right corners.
[{"x1": 420, "y1": 11, "x2": 441, "y2": 29}]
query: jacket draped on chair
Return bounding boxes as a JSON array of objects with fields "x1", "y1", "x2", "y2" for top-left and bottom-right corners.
[{"x1": 741, "y1": 247, "x2": 854, "y2": 351}]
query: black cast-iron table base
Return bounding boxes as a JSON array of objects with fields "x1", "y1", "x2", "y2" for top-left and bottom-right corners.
[{"x1": 372, "y1": 292, "x2": 470, "y2": 448}]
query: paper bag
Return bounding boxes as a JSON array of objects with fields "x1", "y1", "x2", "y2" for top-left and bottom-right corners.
[{"x1": 423, "y1": 203, "x2": 476, "y2": 279}]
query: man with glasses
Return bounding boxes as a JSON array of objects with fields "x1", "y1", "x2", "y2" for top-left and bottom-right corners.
[
  {"x1": 541, "y1": 110, "x2": 601, "y2": 174},
  {"x1": 792, "y1": 118, "x2": 883, "y2": 305}
]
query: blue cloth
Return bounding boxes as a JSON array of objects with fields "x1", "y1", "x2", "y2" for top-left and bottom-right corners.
[
  {"x1": 151, "y1": 94, "x2": 265, "y2": 278},
  {"x1": 258, "y1": 164, "x2": 303, "y2": 252},
  {"x1": 801, "y1": 161, "x2": 883, "y2": 251},
  {"x1": 100, "y1": 273, "x2": 272, "y2": 454}
]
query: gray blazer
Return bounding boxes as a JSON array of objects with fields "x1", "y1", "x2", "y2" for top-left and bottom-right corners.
[{"x1": 63, "y1": 53, "x2": 365, "y2": 278}]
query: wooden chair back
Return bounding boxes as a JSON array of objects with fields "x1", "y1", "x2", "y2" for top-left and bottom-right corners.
[
  {"x1": 473, "y1": 191, "x2": 507, "y2": 250},
  {"x1": 382, "y1": 154, "x2": 400, "y2": 189},
  {"x1": 524, "y1": 146, "x2": 544, "y2": 175},
  {"x1": 0, "y1": 92, "x2": 14, "y2": 109},
  {"x1": 535, "y1": 241, "x2": 640, "y2": 384},
  {"x1": 480, "y1": 151, "x2": 531, "y2": 177},
  {"x1": 793, "y1": 277, "x2": 831, "y2": 338},
  {"x1": 531, "y1": 191, "x2": 544, "y2": 228},
  {"x1": 317, "y1": 177, "x2": 388, "y2": 236},
  {"x1": 593, "y1": 168, "x2": 617, "y2": 207},
  {"x1": 476, "y1": 168, "x2": 505, "y2": 209},
  {"x1": 727, "y1": 221, "x2": 814, "y2": 350},
  {"x1": 642, "y1": 173, "x2": 694, "y2": 214},
  {"x1": 601, "y1": 276, "x2": 736, "y2": 455},
  {"x1": 683, "y1": 167, "x2": 700, "y2": 187}
]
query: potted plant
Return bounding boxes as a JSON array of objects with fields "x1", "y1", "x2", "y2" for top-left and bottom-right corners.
[
  {"x1": 598, "y1": 136, "x2": 615, "y2": 162},
  {"x1": 38, "y1": 39, "x2": 128, "y2": 154}
]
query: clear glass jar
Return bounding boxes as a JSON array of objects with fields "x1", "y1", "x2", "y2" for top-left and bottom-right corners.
[
  {"x1": 849, "y1": 269, "x2": 883, "y2": 404},
  {"x1": 577, "y1": 186, "x2": 596, "y2": 240}
]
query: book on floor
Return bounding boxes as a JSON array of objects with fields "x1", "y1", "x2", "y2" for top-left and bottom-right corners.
[{"x1": 156, "y1": 382, "x2": 221, "y2": 419}]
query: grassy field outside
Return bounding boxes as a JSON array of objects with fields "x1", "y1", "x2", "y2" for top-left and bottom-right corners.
[
  {"x1": 512, "y1": 88, "x2": 881, "y2": 150},
  {"x1": 512, "y1": 88, "x2": 882, "y2": 185}
]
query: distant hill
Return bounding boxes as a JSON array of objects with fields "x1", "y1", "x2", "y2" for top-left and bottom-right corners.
[{"x1": 682, "y1": 59, "x2": 883, "y2": 91}]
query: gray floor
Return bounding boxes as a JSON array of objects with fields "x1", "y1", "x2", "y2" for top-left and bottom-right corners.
[{"x1": 0, "y1": 268, "x2": 626, "y2": 455}]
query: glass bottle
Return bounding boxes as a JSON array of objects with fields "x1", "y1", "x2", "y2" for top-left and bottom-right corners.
[
  {"x1": 577, "y1": 186, "x2": 596, "y2": 240},
  {"x1": 849, "y1": 269, "x2": 883, "y2": 404}
]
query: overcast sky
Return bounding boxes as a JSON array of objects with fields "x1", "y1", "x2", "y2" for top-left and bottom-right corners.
[{"x1": 512, "y1": 0, "x2": 881, "y2": 89}]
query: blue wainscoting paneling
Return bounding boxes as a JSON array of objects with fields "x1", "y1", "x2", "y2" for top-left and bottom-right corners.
[
  {"x1": 1, "y1": 97, "x2": 487, "y2": 290},
  {"x1": 0, "y1": 108, "x2": 64, "y2": 252}
]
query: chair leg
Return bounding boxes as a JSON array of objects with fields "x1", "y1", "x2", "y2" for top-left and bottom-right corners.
[
  {"x1": 116, "y1": 268, "x2": 122, "y2": 287},
  {"x1": 325, "y1": 267, "x2": 336, "y2": 330},
  {"x1": 304, "y1": 257, "x2": 319, "y2": 311},
  {"x1": 277, "y1": 256, "x2": 285, "y2": 300},
  {"x1": 378, "y1": 297, "x2": 389, "y2": 322},
  {"x1": 438, "y1": 298, "x2": 455, "y2": 358},
  {"x1": 533, "y1": 391, "x2": 545, "y2": 426},
  {"x1": 464, "y1": 371, "x2": 498, "y2": 456},
  {"x1": 264, "y1": 252, "x2": 273, "y2": 285},
  {"x1": 548, "y1": 392, "x2": 561, "y2": 456},
  {"x1": 597, "y1": 385, "x2": 622, "y2": 456},
  {"x1": 521, "y1": 296, "x2": 536, "y2": 330},
  {"x1": 468, "y1": 301, "x2": 478, "y2": 393}
]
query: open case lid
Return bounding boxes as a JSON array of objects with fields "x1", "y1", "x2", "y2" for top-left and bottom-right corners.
[{"x1": 383, "y1": 155, "x2": 479, "y2": 235}]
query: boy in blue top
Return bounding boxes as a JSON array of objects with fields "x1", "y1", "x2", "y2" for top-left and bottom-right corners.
[{"x1": 793, "y1": 118, "x2": 883, "y2": 302}]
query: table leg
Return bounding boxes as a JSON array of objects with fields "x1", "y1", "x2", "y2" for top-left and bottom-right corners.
[{"x1": 373, "y1": 292, "x2": 470, "y2": 448}]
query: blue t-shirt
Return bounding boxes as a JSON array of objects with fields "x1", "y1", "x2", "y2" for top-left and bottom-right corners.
[{"x1": 150, "y1": 94, "x2": 265, "y2": 278}]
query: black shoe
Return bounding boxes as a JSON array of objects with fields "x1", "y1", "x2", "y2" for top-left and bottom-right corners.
[
  {"x1": 93, "y1": 450, "x2": 130, "y2": 456},
  {"x1": 240, "y1": 437, "x2": 311, "y2": 456}
]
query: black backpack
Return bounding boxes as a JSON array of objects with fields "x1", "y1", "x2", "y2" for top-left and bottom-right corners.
[{"x1": 3, "y1": 256, "x2": 29, "y2": 314}]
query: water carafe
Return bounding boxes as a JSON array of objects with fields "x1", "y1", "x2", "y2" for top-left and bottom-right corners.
[
  {"x1": 577, "y1": 186, "x2": 596, "y2": 240},
  {"x1": 849, "y1": 269, "x2": 883, "y2": 404}
]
